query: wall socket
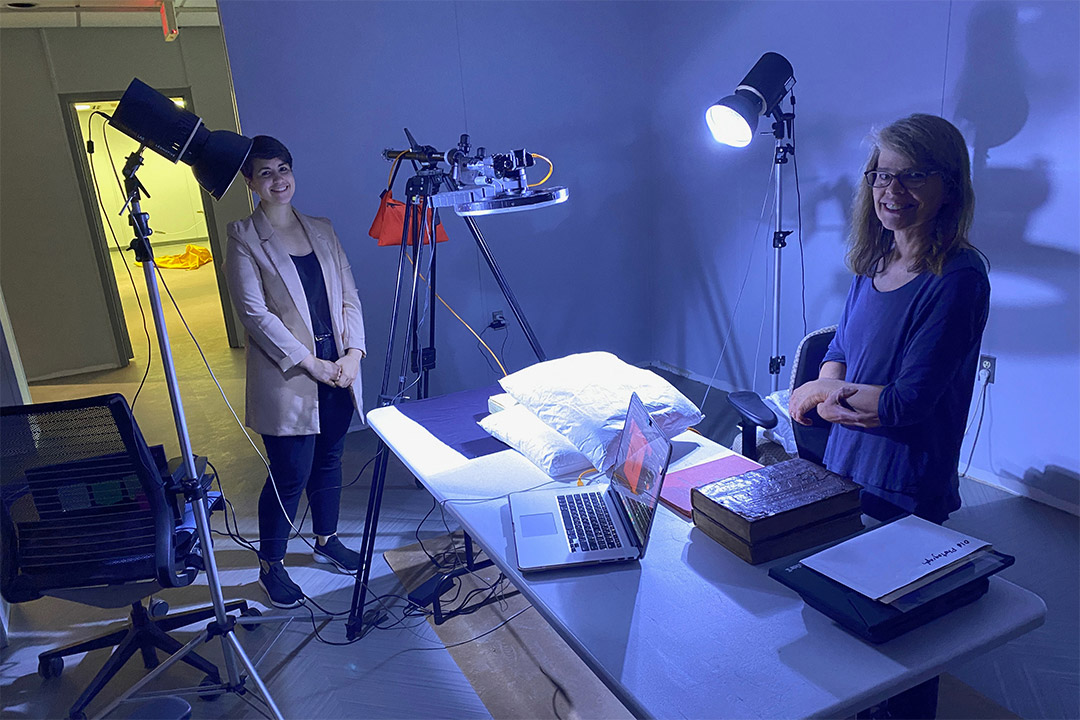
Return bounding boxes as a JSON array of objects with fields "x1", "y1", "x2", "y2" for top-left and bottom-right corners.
[
  {"x1": 489, "y1": 310, "x2": 507, "y2": 330},
  {"x1": 979, "y1": 354, "x2": 996, "y2": 384}
]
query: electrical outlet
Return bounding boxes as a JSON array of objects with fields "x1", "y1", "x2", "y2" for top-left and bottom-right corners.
[
  {"x1": 489, "y1": 310, "x2": 506, "y2": 330},
  {"x1": 979, "y1": 354, "x2": 996, "y2": 384}
]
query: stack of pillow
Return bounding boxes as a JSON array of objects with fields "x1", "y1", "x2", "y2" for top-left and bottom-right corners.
[{"x1": 478, "y1": 352, "x2": 704, "y2": 478}]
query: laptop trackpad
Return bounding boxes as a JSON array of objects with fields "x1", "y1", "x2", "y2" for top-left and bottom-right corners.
[{"x1": 520, "y1": 512, "x2": 559, "y2": 537}]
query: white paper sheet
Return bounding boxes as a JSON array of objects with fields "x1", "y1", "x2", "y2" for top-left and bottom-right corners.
[{"x1": 801, "y1": 515, "x2": 991, "y2": 601}]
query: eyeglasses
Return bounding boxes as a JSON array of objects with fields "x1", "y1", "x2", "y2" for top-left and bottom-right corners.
[{"x1": 864, "y1": 169, "x2": 941, "y2": 189}]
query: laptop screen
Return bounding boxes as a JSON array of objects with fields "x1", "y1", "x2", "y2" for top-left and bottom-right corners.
[{"x1": 608, "y1": 392, "x2": 673, "y2": 551}]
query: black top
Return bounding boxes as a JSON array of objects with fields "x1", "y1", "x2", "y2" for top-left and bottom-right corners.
[{"x1": 290, "y1": 252, "x2": 338, "y2": 361}]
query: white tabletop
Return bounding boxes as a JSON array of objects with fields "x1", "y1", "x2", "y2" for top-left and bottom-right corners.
[{"x1": 367, "y1": 405, "x2": 1046, "y2": 720}]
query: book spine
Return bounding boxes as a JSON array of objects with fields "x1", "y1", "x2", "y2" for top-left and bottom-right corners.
[
  {"x1": 690, "y1": 487, "x2": 751, "y2": 540},
  {"x1": 693, "y1": 508, "x2": 865, "y2": 565},
  {"x1": 742, "y1": 491, "x2": 861, "y2": 543},
  {"x1": 692, "y1": 509, "x2": 756, "y2": 563}
]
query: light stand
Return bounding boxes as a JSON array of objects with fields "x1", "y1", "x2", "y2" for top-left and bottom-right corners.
[
  {"x1": 706, "y1": 52, "x2": 796, "y2": 392},
  {"x1": 768, "y1": 105, "x2": 795, "y2": 392},
  {"x1": 345, "y1": 133, "x2": 559, "y2": 640},
  {"x1": 95, "y1": 150, "x2": 283, "y2": 720}
]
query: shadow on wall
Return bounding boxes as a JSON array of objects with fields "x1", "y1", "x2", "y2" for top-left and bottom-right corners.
[{"x1": 954, "y1": 1, "x2": 1079, "y2": 356}]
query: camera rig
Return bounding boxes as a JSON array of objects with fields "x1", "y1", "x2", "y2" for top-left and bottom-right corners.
[{"x1": 383, "y1": 132, "x2": 568, "y2": 215}]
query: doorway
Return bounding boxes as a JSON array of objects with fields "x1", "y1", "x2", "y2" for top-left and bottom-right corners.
[{"x1": 61, "y1": 94, "x2": 232, "y2": 379}]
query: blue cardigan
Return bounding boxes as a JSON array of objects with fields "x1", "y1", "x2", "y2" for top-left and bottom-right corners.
[{"x1": 821, "y1": 248, "x2": 990, "y2": 521}]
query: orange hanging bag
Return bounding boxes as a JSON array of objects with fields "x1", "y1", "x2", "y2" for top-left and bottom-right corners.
[{"x1": 368, "y1": 189, "x2": 449, "y2": 247}]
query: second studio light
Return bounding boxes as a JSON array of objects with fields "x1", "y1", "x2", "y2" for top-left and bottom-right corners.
[
  {"x1": 109, "y1": 78, "x2": 251, "y2": 199},
  {"x1": 706, "y1": 52, "x2": 795, "y2": 147}
]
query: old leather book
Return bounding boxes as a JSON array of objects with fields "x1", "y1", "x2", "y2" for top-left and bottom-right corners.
[
  {"x1": 690, "y1": 457, "x2": 861, "y2": 544},
  {"x1": 692, "y1": 507, "x2": 864, "y2": 565}
]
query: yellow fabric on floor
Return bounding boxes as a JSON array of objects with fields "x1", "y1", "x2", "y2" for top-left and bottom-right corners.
[{"x1": 138, "y1": 244, "x2": 212, "y2": 270}]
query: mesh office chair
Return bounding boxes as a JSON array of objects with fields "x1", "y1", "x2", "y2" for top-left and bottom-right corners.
[
  {"x1": 0, "y1": 394, "x2": 254, "y2": 720},
  {"x1": 727, "y1": 326, "x2": 837, "y2": 465}
]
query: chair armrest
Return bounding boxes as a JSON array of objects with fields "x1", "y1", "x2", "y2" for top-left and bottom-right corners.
[{"x1": 727, "y1": 391, "x2": 779, "y2": 430}]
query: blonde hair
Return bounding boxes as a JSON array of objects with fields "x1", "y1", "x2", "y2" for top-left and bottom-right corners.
[{"x1": 847, "y1": 114, "x2": 976, "y2": 277}]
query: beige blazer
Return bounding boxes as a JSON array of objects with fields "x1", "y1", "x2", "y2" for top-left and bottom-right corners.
[{"x1": 225, "y1": 205, "x2": 366, "y2": 436}]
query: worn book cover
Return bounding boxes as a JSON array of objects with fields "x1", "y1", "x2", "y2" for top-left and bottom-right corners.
[
  {"x1": 690, "y1": 457, "x2": 861, "y2": 543},
  {"x1": 693, "y1": 507, "x2": 864, "y2": 565}
]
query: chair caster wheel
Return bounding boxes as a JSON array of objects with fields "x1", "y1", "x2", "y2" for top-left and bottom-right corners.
[
  {"x1": 240, "y1": 606, "x2": 263, "y2": 631},
  {"x1": 199, "y1": 675, "x2": 223, "y2": 701},
  {"x1": 148, "y1": 598, "x2": 169, "y2": 618},
  {"x1": 39, "y1": 656, "x2": 63, "y2": 679}
]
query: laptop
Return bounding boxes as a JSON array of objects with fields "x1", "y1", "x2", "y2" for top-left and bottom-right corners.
[{"x1": 509, "y1": 392, "x2": 674, "y2": 572}]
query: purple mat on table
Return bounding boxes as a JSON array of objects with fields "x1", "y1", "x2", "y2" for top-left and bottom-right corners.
[{"x1": 394, "y1": 384, "x2": 509, "y2": 459}]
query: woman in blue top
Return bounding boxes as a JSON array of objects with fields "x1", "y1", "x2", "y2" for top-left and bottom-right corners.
[{"x1": 790, "y1": 114, "x2": 989, "y2": 526}]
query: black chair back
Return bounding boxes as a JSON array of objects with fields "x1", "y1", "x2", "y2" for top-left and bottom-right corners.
[
  {"x1": 789, "y1": 327, "x2": 837, "y2": 466},
  {"x1": 1, "y1": 394, "x2": 194, "y2": 604}
]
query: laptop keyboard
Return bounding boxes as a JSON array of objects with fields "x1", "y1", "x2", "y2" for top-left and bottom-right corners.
[{"x1": 558, "y1": 492, "x2": 623, "y2": 553}]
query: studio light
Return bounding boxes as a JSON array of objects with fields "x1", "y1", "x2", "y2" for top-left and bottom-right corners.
[
  {"x1": 704, "y1": 53, "x2": 798, "y2": 392},
  {"x1": 109, "y1": 78, "x2": 251, "y2": 199},
  {"x1": 706, "y1": 52, "x2": 795, "y2": 147}
]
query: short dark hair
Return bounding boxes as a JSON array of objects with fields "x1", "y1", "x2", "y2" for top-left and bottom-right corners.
[{"x1": 240, "y1": 135, "x2": 293, "y2": 179}]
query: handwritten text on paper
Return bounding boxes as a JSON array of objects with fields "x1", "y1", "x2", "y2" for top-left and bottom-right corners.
[{"x1": 922, "y1": 538, "x2": 973, "y2": 567}]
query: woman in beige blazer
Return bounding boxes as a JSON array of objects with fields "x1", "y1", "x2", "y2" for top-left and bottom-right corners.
[{"x1": 225, "y1": 136, "x2": 366, "y2": 608}]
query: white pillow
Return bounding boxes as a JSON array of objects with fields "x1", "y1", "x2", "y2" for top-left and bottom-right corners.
[
  {"x1": 498, "y1": 352, "x2": 704, "y2": 472},
  {"x1": 478, "y1": 404, "x2": 594, "y2": 478}
]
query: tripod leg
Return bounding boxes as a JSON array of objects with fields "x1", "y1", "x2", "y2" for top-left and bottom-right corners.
[
  {"x1": 347, "y1": 442, "x2": 391, "y2": 639},
  {"x1": 462, "y1": 215, "x2": 547, "y2": 361},
  {"x1": 421, "y1": 201, "x2": 437, "y2": 400},
  {"x1": 379, "y1": 194, "x2": 416, "y2": 403},
  {"x1": 397, "y1": 200, "x2": 425, "y2": 399},
  {"x1": 224, "y1": 630, "x2": 284, "y2": 720},
  {"x1": 149, "y1": 626, "x2": 221, "y2": 680}
]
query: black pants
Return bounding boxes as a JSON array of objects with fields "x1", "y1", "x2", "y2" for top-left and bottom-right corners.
[{"x1": 258, "y1": 383, "x2": 354, "y2": 562}]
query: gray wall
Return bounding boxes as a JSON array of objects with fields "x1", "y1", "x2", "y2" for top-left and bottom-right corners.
[
  {"x1": 219, "y1": 1, "x2": 1078, "y2": 502},
  {"x1": 0, "y1": 26, "x2": 250, "y2": 381}
]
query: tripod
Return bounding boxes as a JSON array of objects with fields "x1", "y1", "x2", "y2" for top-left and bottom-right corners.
[
  {"x1": 95, "y1": 150, "x2": 283, "y2": 720},
  {"x1": 345, "y1": 163, "x2": 546, "y2": 640}
]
